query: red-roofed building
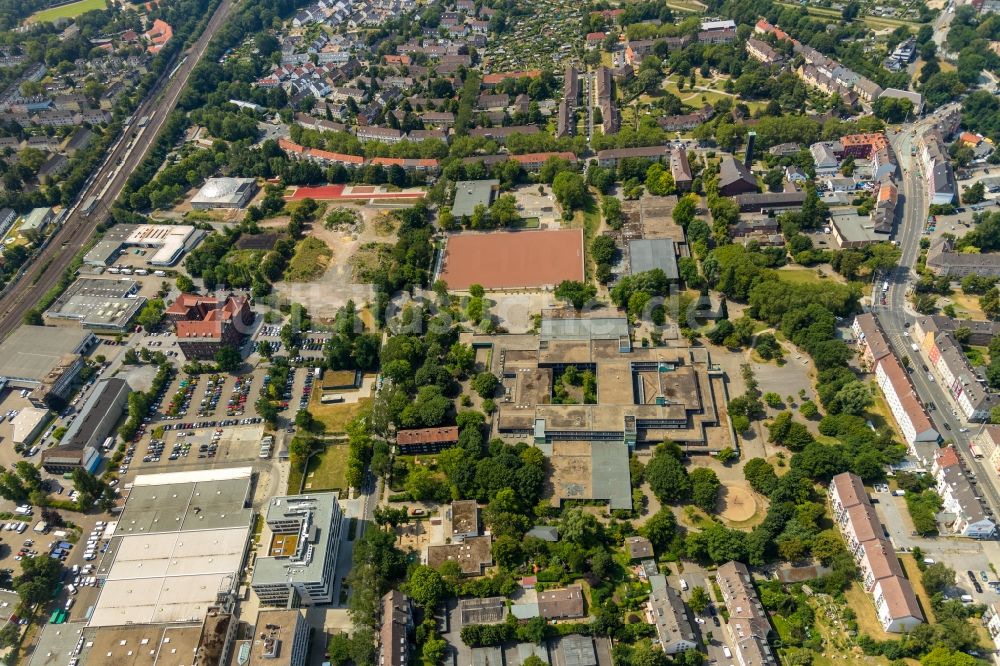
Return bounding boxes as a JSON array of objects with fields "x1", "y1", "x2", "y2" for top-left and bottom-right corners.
[
  {"x1": 509, "y1": 151, "x2": 578, "y2": 171},
  {"x1": 396, "y1": 426, "x2": 459, "y2": 453},
  {"x1": 144, "y1": 18, "x2": 173, "y2": 54},
  {"x1": 586, "y1": 32, "x2": 606, "y2": 49},
  {"x1": 384, "y1": 54, "x2": 411, "y2": 66},
  {"x1": 840, "y1": 133, "x2": 889, "y2": 160},
  {"x1": 168, "y1": 293, "x2": 253, "y2": 359}
]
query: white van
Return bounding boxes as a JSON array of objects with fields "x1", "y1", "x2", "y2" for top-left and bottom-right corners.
[
  {"x1": 723, "y1": 647, "x2": 733, "y2": 659},
  {"x1": 679, "y1": 579, "x2": 688, "y2": 591},
  {"x1": 64, "y1": 598, "x2": 74, "y2": 611},
  {"x1": 67, "y1": 584, "x2": 77, "y2": 595}
]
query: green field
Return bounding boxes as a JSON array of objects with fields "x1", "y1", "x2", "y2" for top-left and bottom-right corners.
[
  {"x1": 28, "y1": 0, "x2": 107, "y2": 23},
  {"x1": 285, "y1": 237, "x2": 332, "y2": 282}
]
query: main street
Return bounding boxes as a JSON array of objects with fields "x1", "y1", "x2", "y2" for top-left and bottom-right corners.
[
  {"x1": 0, "y1": 0, "x2": 235, "y2": 341},
  {"x1": 877, "y1": 105, "x2": 1000, "y2": 519}
]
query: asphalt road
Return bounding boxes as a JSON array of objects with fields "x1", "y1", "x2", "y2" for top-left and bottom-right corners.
[
  {"x1": 0, "y1": 0, "x2": 235, "y2": 341},
  {"x1": 875, "y1": 106, "x2": 1000, "y2": 518}
]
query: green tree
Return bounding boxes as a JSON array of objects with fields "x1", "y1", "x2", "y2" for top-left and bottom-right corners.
[
  {"x1": 552, "y1": 171, "x2": 588, "y2": 211},
  {"x1": 402, "y1": 565, "x2": 448, "y2": 608},
  {"x1": 472, "y1": 372, "x2": 499, "y2": 398},
  {"x1": 690, "y1": 468, "x2": 720, "y2": 513},
  {"x1": 645, "y1": 449, "x2": 692, "y2": 504},
  {"x1": 640, "y1": 507, "x2": 677, "y2": 554},
  {"x1": 404, "y1": 466, "x2": 443, "y2": 501},
  {"x1": 602, "y1": 196, "x2": 624, "y2": 229},
  {"x1": 214, "y1": 345, "x2": 242, "y2": 372},
  {"x1": 560, "y1": 508, "x2": 601, "y2": 546},
  {"x1": 554, "y1": 280, "x2": 596, "y2": 310},
  {"x1": 921, "y1": 562, "x2": 956, "y2": 595},
  {"x1": 176, "y1": 274, "x2": 196, "y2": 293},
  {"x1": 688, "y1": 586, "x2": 709, "y2": 614},
  {"x1": 136, "y1": 299, "x2": 166, "y2": 331}
]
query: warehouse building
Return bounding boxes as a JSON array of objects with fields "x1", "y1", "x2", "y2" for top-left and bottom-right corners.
[
  {"x1": 44, "y1": 277, "x2": 146, "y2": 334},
  {"x1": 42, "y1": 377, "x2": 130, "y2": 474},
  {"x1": 90, "y1": 467, "x2": 254, "y2": 627},
  {"x1": 0, "y1": 325, "x2": 95, "y2": 399}
]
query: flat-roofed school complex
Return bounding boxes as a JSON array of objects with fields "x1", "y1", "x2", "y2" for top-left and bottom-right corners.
[
  {"x1": 436, "y1": 228, "x2": 585, "y2": 291},
  {"x1": 470, "y1": 314, "x2": 729, "y2": 510},
  {"x1": 89, "y1": 467, "x2": 254, "y2": 628}
]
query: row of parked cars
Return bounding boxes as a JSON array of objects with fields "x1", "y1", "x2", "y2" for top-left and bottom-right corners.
[{"x1": 163, "y1": 418, "x2": 263, "y2": 430}]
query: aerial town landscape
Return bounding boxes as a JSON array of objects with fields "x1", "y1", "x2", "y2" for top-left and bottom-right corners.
[{"x1": 1, "y1": 0, "x2": 1000, "y2": 663}]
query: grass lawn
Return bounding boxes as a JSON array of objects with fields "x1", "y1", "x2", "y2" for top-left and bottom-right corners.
[
  {"x1": 511, "y1": 217, "x2": 540, "y2": 229},
  {"x1": 28, "y1": 0, "x2": 107, "y2": 23},
  {"x1": 844, "y1": 581, "x2": 893, "y2": 641},
  {"x1": 951, "y1": 292, "x2": 988, "y2": 320},
  {"x1": 775, "y1": 266, "x2": 844, "y2": 285},
  {"x1": 899, "y1": 554, "x2": 936, "y2": 623},
  {"x1": 285, "y1": 237, "x2": 332, "y2": 282},
  {"x1": 310, "y1": 394, "x2": 372, "y2": 432},
  {"x1": 299, "y1": 443, "x2": 350, "y2": 492},
  {"x1": 965, "y1": 345, "x2": 988, "y2": 366}
]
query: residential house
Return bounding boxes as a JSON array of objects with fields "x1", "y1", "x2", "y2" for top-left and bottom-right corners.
[{"x1": 933, "y1": 446, "x2": 996, "y2": 538}]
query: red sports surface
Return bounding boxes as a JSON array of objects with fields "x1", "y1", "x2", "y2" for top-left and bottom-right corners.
[{"x1": 437, "y1": 229, "x2": 585, "y2": 290}]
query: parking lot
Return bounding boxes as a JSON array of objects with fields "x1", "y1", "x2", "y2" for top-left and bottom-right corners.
[
  {"x1": 871, "y1": 486, "x2": 1000, "y2": 604},
  {"x1": 254, "y1": 324, "x2": 330, "y2": 364}
]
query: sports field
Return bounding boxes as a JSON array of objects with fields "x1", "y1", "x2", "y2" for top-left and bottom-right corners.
[
  {"x1": 436, "y1": 228, "x2": 584, "y2": 290},
  {"x1": 28, "y1": 0, "x2": 107, "y2": 23},
  {"x1": 286, "y1": 184, "x2": 425, "y2": 201}
]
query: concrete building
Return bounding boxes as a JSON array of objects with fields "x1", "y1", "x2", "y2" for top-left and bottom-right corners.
[
  {"x1": 983, "y1": 603, "x2": 1000, "y2": 664},
  {"x1": 84, "y1": 224, "x2": 204, "y2": 267},
  {"x1": 875, "y1": 355, "x2": 940, "y2": 448},
  {"x1": 646, "y1": 574, "x2": 698, "y2": 655},
  {"x1": 44, "y1": 277, "x2": 146, "y2": 334},
  {"x1": 828, "y1": 472, "x2": 924, "y2": 633},
  {"x1": 927, "y1": 237, "x2": 1000, "y2": 278},
  {"x1": 234, "y1": 609, "x2": 310, "y2": 666},
  {"x1": 628, "y1": 239, "x2": 678, "y2": 280},
  {"x1": 11, "y1": 407, "x2": 50, "y2": 446},
  {"x1": 810, "y1": 142, "x2": 841, "y2": 176},
  {"x1": 928, "y1": 332, "x2": 1000, "y2": 422},
  {"x1": 732, "y1": 191, "x2": 806, "y2": 213},
  {"x1": 715, "y1": 561, "x2": 777, "y2": 666},
  {"x1": 474, "y1": 316, "x2": 728, "y2": 511},
  {"x1": 448, "y1": 500, "x2": 480, "y2": 542},
  {"x1": 452, "y1": 179, "x2": 499, "y2": 218},
  {"x1": 538, "y1": 585, "x2": 585, "y2": 620},
  {"x1": 42, "y1": 377, "x2": 129, "y2": 474},
  {"x1": 0, "y1": 325, "x2": 95, "y2": 397},
  {"x1": 933, "y1": 446, "x2": 996, "y2": 538},
  {"x1": 21, "y1": 207, "x2": 53, "y2": 235},
  {"x1": 830, "y1": 210, "x2": 885, "y2": 249},
  {"x1": 595, "y1": 145, "x2": 671, "y2": 168},
  {"x1": 851, "y1": 313, "x2": 893, "y2": 371},
  {"x1": 89, "y1": 467, "x2": 254, "y2": 627},
  {"x1": 625, "y1": 536, "x2": 654, "y2": 560},
  {"x1": 251, "y1": 493, "x2": 343, "y2": 607},
  {"x1": 595, "y1": 66, "x2": 618, "y2": 135},
  {"x1": 190, "y1": 177, "x2": 258, "y2": 209}
]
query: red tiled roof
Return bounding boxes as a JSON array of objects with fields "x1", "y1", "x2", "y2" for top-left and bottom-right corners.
[
  {"x1": 510, "y1": 151, "x2": 577, "y2": 165},
  {"x1": 397, "y1": 426, "x2": 459, "y2": 446}
]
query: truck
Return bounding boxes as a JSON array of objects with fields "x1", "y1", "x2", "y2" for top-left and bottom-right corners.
[
  {"x1": 314, "y1": 367, "x2": 322, "y2": 379},
  {"x1": 723, "y1": 647, "x2": 733, "y2": 659},
  {"x1": 14, "y1": 506, "x2": 32, "y2": 516}
]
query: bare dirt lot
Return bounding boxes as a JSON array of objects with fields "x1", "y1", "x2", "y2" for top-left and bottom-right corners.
[{"x1": 267, "y1": 205, "x2": 397, "y2": 317}]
